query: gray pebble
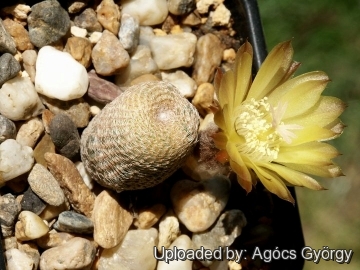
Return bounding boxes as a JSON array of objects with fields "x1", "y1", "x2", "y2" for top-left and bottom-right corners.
[
  {"x1": 53, "y1": 211, "x2": 94, "y2": 234},
  {"x1": 27, "y1": 0, "x2": 70, "y2": 48},
  {"x1": 49, "y1": 113, "x2": 80, "y2": 159},
  {"x1": 0, "y1": 194, "x2": 21, "y2": 237},
  {"x1": 0, "y1": 115, "x2": 16, "y2": 143},
  {"x1": 21, "y1": 187, "x2": 47, "y2": 215},
  {"x1": 28, "y1": 164, "x2": 65, "y2": 206},
  {"x1": 119, "y1": 13, "x2": 140, "y2": 53},
  {"x1": 0, "y1": 53, "x2": 21, "y2": 86},
  {"x1": 74, "y1": 8, "x2": 103, "y2": 32},
  {"x1": 168, "y1": 0, "x2": 195, "y2": 15},
  {"x1": 0, "y1": 18, "x2": 16, "y2": 54}
]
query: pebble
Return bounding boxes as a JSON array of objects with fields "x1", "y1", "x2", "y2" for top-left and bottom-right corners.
[
  {"x1": 192, "y1": 33, "x2": 224, "y2": 84},
  {"x1": 182, "y1": 12, "x2": 202, "y2": 26},
  {"x1": 122, "y1": 0, "x2": 168, "y2": 25},
  {"x1": 223, "y1": 48, "x2": 236, "y2": 62},
  {"x1": 93, "y1": 190, "x2": 133, "y2": 248},
  {"x1": 36, "y1": 230, "x2": 75, "y2": 249},
  {"x1": 41, "y1": 109, "x2": 54, "y2": 134},
  {"x1": 119, "y1": 13, "x2": 140, "y2": 53},
  {"x1": 168, "y1": 0, "x2": 195, "y2": 15},
  {"x1": 157, "y1": 234, "x2": 193, "y2": 270},
  {"x1": 75, "y1": 161, "x2": 94, "y2": 190},
  {"x1": 17, "y1": 242, "x2": 40, "y2": 270},
  {"x1": 171, "y1": 176, "x2": 231, "y2": 232},
  {"x1": 28, "y1": 164, "x2": 65, "y2": 206},
  {"x1": 22, "y1": 50, "x2": 37, "y2": 82},
  {"x1": 139, "y1": 26, "x2": 155, "y2": 47},
  {"x1": 91, "y1": 30, "x2": 130, "y2": 76},
  {"x1": 196, "y1": 0, "x2": 224, "y2": 14},
  {"x1": 70, "y1": 25, "x2": 87, "y2": 38},
  {"x1": 0, "y1": 115, "x2": 16, "y2": 143},
  {"x1": 39, "y1": 200, "x2": 70, "y2": 221},
  {"x1": 74, "y1": 8, "x2": 103, "y2": 32},
  {"x1": 1, "y1": 4, "x2": 31, "y2": 20},
  {"x1": 192, "y1": 82, "x2": 216, "y2": 116},
  {"x1": 33, "y1": 134, "x2": 56, "y2": 167},
  {"x1": 15, "y1": 210, "x2": 49, "y2": 241},
  {"x1": 114, "y1": 44, "x2": 158, "y2": 86},
  {"x1": 2, "y1": 18, "x2": 33, "y2": 51},
  {"x1": 39, "y1": 237, "x2": 96, "y2": 270},
  {"x1": 0, "y1": 194, "x2": 21, "y2": 237},
  {"x1": 0, "y1": 139, "x2": 34, "y2": 183},
  {"x1": 98, "y1": 228, "x2": 158, "y2": 270},
  {"x1": 20, "y1": 187, "x2": 47, "y2": 215},
  {"x1": 35, "y1": 46, "x2": 89, "y2": 101},
  {"x1": 192, "y1": 210, "x2": 247, "y2": 266},
  {"x1": 44, "y1": 153, "x2": 96, "y2": 218},
  {"x1": 134, "y1": 204, "x2": 166, "y2": 229},
  {"x1": 64, "y1": 37, "x2": 92, "y2": 68},
  {"x1": 53, "y1": 211, "x2": 94, "y2": 234},
  {"x1": 5, "y1": 248, "x2": 34, "y2": 270},
  {"x1": 89, "y1": 31, "x2": 102, "y2": 43},
  {"x1": 3, "y1": 236, "x2": 17, "y2": 250},
  {"x1": 16, "y1": 117, "x2": 44, "y2": 148},
  {"x1": 0, "y1": 53, "x2": 21, "y2": 87},
  {"x1": 67, "y1": 1, "x2": 88, "y2": 14},
  {"x1": 41, "y1": 96, "x2": 91, "y2": 128},
  {"x1": 0, "y1": 18, "x2": 17, "y2": 54},
  {"x1": 49, "y1": 113, "x2": 80, "y2": 159},
  {"x1": 87, "y1": 69, "x2": 124, "y2": 104},
  {"x1": 27, "y1": 0, "x2": 70, "y2": 48},
  {"x1": 210, "y1": 3, "x2": 231, "y2": 26},
  {"x1": 150, "y1": 32, "x2": 197, "y2": 70},
  {"x1": 130, "y1": 73, "x2": 161, "y2": 85},
  {"x1": 96, "y1": 0, "x2": 121, "y2": 35},
  {"x1": 161, "y1": 70, "x2": 197, "y2": 98},
  {"x1": 157, "y1": 210, "x2": 181, "y2": 251}
]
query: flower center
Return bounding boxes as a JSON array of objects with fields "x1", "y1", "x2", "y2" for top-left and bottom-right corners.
[{"x1": 234, "y1": 97, "x2": 301, "y2": 162}]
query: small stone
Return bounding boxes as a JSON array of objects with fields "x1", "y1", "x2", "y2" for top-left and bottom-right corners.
[
  {"x1": 3, "y1": 236, "x2": 18, "y2": 250},
  {"x1": 168, "y1": 0, "x2": 195, "y2": 15},
  {"x1": 0, "y1": 115, "x2": 16, "y2": 144},
  {"x1": 53, "y1": 211, "x2": 94, "y2": 234},
  {"x1": 33, "y1": 133, "x2": 56, "y2": 167},
  {"x1": 2, "y1": 18, "x2": 33, "y2": 51},
  {"x1": 0, "y1": 194, "x2": 21, "y2": 237},
  {"x1": 39, "y1": 200, "x2": 70, "y2": 221},
  {"x1": 92, "y1": 30, "x2": 130, "y2": 75},
  {"x1": 0, "y1": 77, "x2": 45, "y2": 121},
  {"x1": 36, "y1": 230, "x2": 75, "y2": 249},
  {"x1": 192, "y1": 210, "x2": 247, "y2": 266},
  {"x1": 139, "y1": 26, "x2": 155, "y2": 47},
  {"x1": 35, "y1": 46, "x2": 89, "y2": 101},
  {"x1": 15, "y1": 210, "x2": 49, "y2": 241},
  {"x1": 192, "y1": 33, "x2": 224, "y2": 84},
  {"x1": 171, "y1": 176, "x2": 231, "y2": 232},
  {"x1": 89, "y1": 31, "x2": 102, "y2": 43},
  {"x1": 41, "y1": 109, "x2": 54, "y2": 134},
  {"x1": 118, "y1": 13, "x2": 140, "y2": 53},
  {"x1": 114, "y1": 44, "x2": 158, "y2": 86},
  {"x1": 17, "y1": 242, "x2": 40, "y2": 270},
  {"x1": 181, "y1": 12, "x2": 202, "y2": 26},
  {"x1": 122, "y1": 0, "x2": 168, "y2": 25},
  {"x1": 223, "y1": 48, "x2": 236, "y2": 62},
  {"x1": 16, "y1": 117, "x2": 44, "y2": 148},
  {"x1": 22, "y1": 50, "x2": 37, "y2": 83},
  {"x1": 27, "y1": 0, "x2": 70, "y2": 48},
  {"x1": 196, "y1": 0, "x2": 224, "y2": 14},
  {"x1": 41, "y1": 96, "x2": 91, "y2": 128},
  {"x1": 0, "y1": 53, "x2": 21, "y2": 87},
  {"x1": 70, "y1": 26, "x2": 87, "y2": 38},
  {"x1": 44, "y1": 153, "x2": 96, "y2": 218},
  {"x1": 192, "y1": 82, "x2": 216, "y2": 116},
  {"x1": 20, "y1": 187, "x2": 47, "y2": 215},
  {"x1": 134, "y1": 204, "x2": 166, "y2": 229},
  {"x1": 1, "y1": 4, "x2": 31, "y2": 20},
  {"x1": 0, "y1": 139, "x2": 34, "y2": 183},
  {"x1": 150, "y1": 32, "x2": 197, "y2": 70},
  {"x1": 210, "y1": 3, "x2": 231, "y2": 26},
  {"x1": 157, "y1": 210, "x2": 181, "y2": 251},
  {"x1": 0, "y1": 18, "x2": 17, "y2": 54},
  {"x1": 68, "y1": 1, "x2": 88, "y2": 14},
  {"x1": 93, "y1": 190, "x2": 133, "y2": 248},
  {"x1": 90, "y1": 105, "x2": 101, "y2": 116},
  {"x1": 74, "y1": 8, "x2": 103, "y2": 32},
  {"x1": 161, "y1": 70, "x2": 197, "y2": 98},
  {"x1": 75, "y1": 161, "x2": 94, "y2": 190},
  {"x1": 98, "y1": 228, "x2": 158, "y2": 270},
  {"x1": 5, "y1": 248, "x2": 34, "y2": 270},
  {"x1": 28, "y1": 164, "x2": 65, "y2": 206},
  {"x1": 157, "y1": 235, "x2": 193, "y2": 270},
  {"x1": 87, "y1": 69, "x2": 124, "y2": 104},
  {"x1": 130, "y1": 73, "x2": 161, "y2": 85},
  {"x1": 49, "y1": 113, "x2": 80, "y2": 159},
  {"x1": 96, "y1": 0, "x2": 121, "y2": 34},
  {"x1": 39, "y1": 237, "x2": 96, "y2": 270},
  {"x1": 161, "y1": 15, "x2": 176, "y2": 33}
]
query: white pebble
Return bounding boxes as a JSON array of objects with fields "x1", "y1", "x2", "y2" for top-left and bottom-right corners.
[
  {"x1": 161, "y1": 70, "x2": 197, "y2": 98},
  {"x1": 0, "y1": 139, "x2": 34, "y2": 183},
  {"x1": 15, "y1": 211, "x2": 49, "y2": 241},
  {"x1": 5, "y1": 248, "x2": 34, "y2": 270},
  {"x1": 90, "y1": 105, "x2": 101, "y2": 116},
  {"x1": 89, "y1": 31, "x2": 102, "y2": 43},
  {"x1": 0, "y1": 76, "x2": 44, "y2": 121},
  {"x1": 75, "y1": 161, "x2": 94, "y2": 190},
  {"x1": 35, "y1": 46, "x2": 89, "y2": 101},
  {"x1": 150, "y1": 32, "x2": 197, "y2": 70},
  {"x1": 196, "y1": 0, "x2": 224, "y2": 14},
  {"x1": 139, "y1": 26, "x2": 155, "y2": 47},
  {"x1": 16, "y1": 117, "x2": 44, "y2": 148},
  {"x1": 210, "y1": 3, "x2": 231, "y2": 26},
  {"x1": 70, "y1": 26, "x2": 88, "y2": 38},
  {"x1": 122, "y1": 0, "x2": 168, "y2": 25}
]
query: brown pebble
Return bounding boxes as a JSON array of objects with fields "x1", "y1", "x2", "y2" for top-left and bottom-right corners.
[
  {"x1": 42, "y1": 109, "x2": 55, "y2": 134},
  {"x1": 134, "y1": 203, "x2": 166, "y2": 229},
  {"x1": 96, "y1": 0, "x2": 121, "y2": 35},
  {"x1": 44, "y1": 153, "x2": 95, "y2": 218},
  {"x1": 64, "y1": 37, "x2": 92, "y2": 68},
  {"x1": 130, "y1": 73, "x2": 161, "y2": 86},
  {"x1": 2, "y1": 18, "x2": 34, "y2": 51},
  {"x1": 33, "y1": 133, "x2": 56, "y2": 167},
  {"x1": 192, "y1": 82, "x2": 216, "y2": 116},
  {"x1": 36, "y1": 230, "x2": 75, "y2": 249}
]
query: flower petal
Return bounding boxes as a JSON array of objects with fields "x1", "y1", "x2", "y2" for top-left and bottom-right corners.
[
  {"x1": 287, "y1": 125, "x2": 338, "y2": 145},
  {"x1": 212, "y1": 132, "x2": 228, "y2": 150},
  {"x1": 218, "y1": 70, "x2": 235, "y2": 111},
  {"x1": 280, "y1": 162, "x2": 344, "y2": 178},
  {"x1": 214, "y1": 110, "x2": 226, "y2": 131},
  {"x1": 246, "y1": 40, "x2": 294, "y2": 101}
]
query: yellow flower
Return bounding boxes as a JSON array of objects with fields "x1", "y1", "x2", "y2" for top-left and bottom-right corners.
[{"x1": 212, "y1": 40, "x2": 345, "y2": 203}]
